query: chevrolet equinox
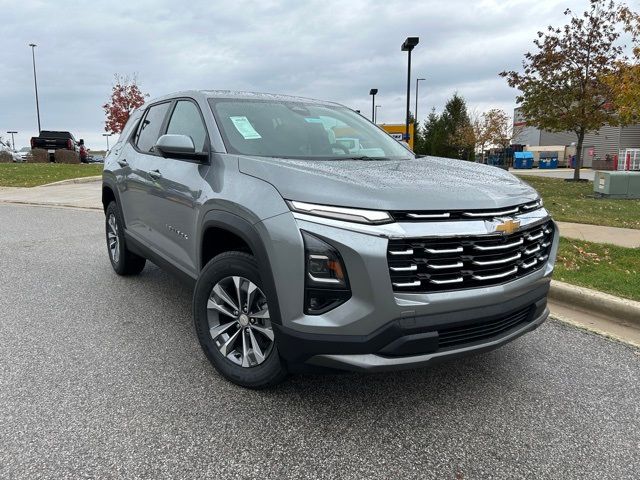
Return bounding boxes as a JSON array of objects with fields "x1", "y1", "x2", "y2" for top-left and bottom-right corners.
[{"x1": 102, "y1": 90, "x2": 558, "y2": 388}]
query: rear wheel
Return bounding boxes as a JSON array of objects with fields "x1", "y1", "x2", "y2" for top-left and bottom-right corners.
[
  {"x1": 193, "y1": 251, "x2": 287, "y2": 388},
  {"x1": 105, "y1": 201, "x2": 146, "y2": 275}
]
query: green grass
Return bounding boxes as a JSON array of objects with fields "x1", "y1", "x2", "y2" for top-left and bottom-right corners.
[
  {"x1": 521, "y1": 176, "x2": 640, "y2": 230},
  {"x1": 555, "y1": 237, "x2": 640, "y2": 302},
  {"x1": 0, "y1": 163, "x2": 102, "y2": 187}
]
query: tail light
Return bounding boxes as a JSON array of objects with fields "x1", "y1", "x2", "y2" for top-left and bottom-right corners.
[
  {"x1": 30, "y1": 138, "x2": 35, "y2": 149},
  {"x1": 67, "y1": 139, "x2": 73, "y2": 149}
]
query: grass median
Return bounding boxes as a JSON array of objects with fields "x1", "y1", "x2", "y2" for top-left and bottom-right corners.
[
  {"x1": 0, "y1": 163, "x2": 103, "y2": 187},
  {"x1": 555, "y1": 237, "x2": 640, "y2": 302},
  {"x1": 521, "y1": 175, "x2": 640, "y2": 230}
]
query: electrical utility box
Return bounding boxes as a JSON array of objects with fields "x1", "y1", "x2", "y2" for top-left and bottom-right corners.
[{"x1": 594, "y1": 171, "x2": 640, "y2": 199}]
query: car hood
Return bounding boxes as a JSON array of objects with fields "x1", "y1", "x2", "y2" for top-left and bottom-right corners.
[{"x1": 238, "y1": 155, "x2": 539, "y2": 211}]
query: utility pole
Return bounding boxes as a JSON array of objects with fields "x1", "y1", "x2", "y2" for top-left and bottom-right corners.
[
  {"x1": 7, "y1": 131, "x2": 18, "y2": 151},
  {"x1": 401, "y1": 37, "x2": 419, "y2": 142},
  {"x1": 369, "y1": 89, "x2": 378, "y2": 123},
  {"x1": 29, "y1": 43, "x2": 41, "y2": 133}
]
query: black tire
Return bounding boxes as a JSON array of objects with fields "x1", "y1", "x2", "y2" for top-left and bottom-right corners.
[
  {"x1": 105, "y1": 201, "x2": 146, "y2": 275},
  {"x1": 193, "y1": 251, "x2": 287, "y2": 389}
]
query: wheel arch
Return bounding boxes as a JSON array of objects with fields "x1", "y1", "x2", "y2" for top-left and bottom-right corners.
[{"x1": 199, "y1": 211, "x2": 282, "y2": 325}]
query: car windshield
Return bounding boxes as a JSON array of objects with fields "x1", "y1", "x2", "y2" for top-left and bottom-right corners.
[{"x1": 209, "y1": 98, "x2": 413, "y2": 161}]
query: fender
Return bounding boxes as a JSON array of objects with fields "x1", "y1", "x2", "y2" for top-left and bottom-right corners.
[
  {"x1": 101, "y1": 176, "x2": 125, "y2": 222},
  {"x1": 199, "y1": 210, "x2": 283, "y2": 326}
]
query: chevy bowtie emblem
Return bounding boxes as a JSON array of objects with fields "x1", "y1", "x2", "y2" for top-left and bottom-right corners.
[{"x1": 495, "y1": 218, "x2": 521, "y2": 235}]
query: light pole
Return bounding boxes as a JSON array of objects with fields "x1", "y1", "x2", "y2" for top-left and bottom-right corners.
[
  {"x1": 401, "y1": 37, "x2": 419, "y2": 142},
  {"x1": 28, "y1": 43, "x2": 41, "y2": 133},
  {"x1": 375, "y1": 105, "x2": 382, "y2": 123},
  {"x1": 369, "y1": 89, "x2": 378, "y2": 123},
  {"x1": 7, "y1": 131, "x2": 17, "y2": 151},
  {"x1": 415, "y1": 77, "x2": 426, "y2": 127},
  {"x1": 103, "y1": 133, "x2": 112, "y2": 150}
]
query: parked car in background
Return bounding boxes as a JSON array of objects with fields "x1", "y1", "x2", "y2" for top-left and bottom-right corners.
[
  {"x1": 87, "y1": 155, "x2": 105, "y2": 163},
  {"x1": 15, "y1": 147, "x2": 32, "y2": 162},
  {"x1": 30, "y1": 131, "x2": 78, "y2": 161}
]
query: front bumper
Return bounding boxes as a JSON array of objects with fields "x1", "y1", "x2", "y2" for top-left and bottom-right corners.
[
  {"x1": 274, "y1": 282, "x2": 549, "y2": 370},
  {"x1": 305, "y1": 308, "x2": 548, "y2": 372}
]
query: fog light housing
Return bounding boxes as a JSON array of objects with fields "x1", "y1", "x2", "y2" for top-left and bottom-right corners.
[{"x1": 302, "y1": 231, "x2": 351, "y2": 315}]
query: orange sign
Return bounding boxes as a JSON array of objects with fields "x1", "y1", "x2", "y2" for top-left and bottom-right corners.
[{"x1": 380, "y1": 123, "x2": 415, "y2": 151}]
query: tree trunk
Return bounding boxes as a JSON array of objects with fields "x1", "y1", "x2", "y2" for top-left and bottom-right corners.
[{"x1": 573, "y1": 130, "x2": 585, "y2": 181}]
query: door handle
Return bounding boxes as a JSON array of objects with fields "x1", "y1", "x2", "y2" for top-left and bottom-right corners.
[
  {"x1": 148, "y1": 169, "x2": 162, "y2": 180},
  {"x1": 117, "y1": 159, "x2": 129, "y2": 168}
]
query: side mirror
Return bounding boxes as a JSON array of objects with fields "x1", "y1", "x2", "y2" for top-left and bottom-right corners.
[
  {"x1": 155, "y1": 134, "x2": 196, "y2": 156},
  {"x1": 154, "y1": 134, "x2": 209, "y2": 162}
]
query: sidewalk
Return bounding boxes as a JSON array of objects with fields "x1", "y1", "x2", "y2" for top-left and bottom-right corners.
[
  {"x1": 512, "y1": 168, "x2": 595, "y2": 181},
  {"x1": 556, "y1": 221, "x2": 640, "y2": 248},
  {"x1": 0, "y1": 180, "x2": 102, "y2": 210}
]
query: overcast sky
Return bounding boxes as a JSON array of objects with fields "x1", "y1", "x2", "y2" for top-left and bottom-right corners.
[{"x1": 0, "y1": 0, "x2": 589, "y2": 150}]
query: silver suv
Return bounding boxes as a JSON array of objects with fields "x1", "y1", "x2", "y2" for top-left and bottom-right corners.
[{"x1": 102, "y1": 90, "x2": 558, "y2": 388}]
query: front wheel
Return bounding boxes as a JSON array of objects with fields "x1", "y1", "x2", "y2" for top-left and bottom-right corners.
[{"x1": 193, "y1": 251, "x2": 287, "y2": 388}]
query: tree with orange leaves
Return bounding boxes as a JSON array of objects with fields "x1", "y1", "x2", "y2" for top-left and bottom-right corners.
[{"x1": 103, "y1": 74, "x2": 148, "y2": 134}]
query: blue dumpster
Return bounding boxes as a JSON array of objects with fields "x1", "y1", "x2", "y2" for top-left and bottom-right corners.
[
  {"x1": 514, "y1": 152, "x2": 533, "y2": 169},
  {"x1": 539, "y1": 152, "x2": 558, "y2": 169}
]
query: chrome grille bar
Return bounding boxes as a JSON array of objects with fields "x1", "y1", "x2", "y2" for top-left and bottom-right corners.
[
  {"x1": 390, "y1": 265, "x2": 417, "y2": 272},
  {"x1": 472, "y1": 266, "x2": 518, "y2": 281},
  {"x1": 425, "y1": 246, "x2": 463, "y2": 254},
  {"x1": 473, "y1": 238, "x2": 523, "y2": 251},
  {"x1": 407, "y1": 212, "x2": 451, "y2": 219},
  {"x1": 430, "y1": 277, "x2": 464, "y2": 285},
  {"x1": 427, "y1": 261, "x2": 464, "y2": 270},
  {"x1": 472, "y1": 253, "x2": 521, "y2": 266},
  {"x1": 393, "y1": 280, "x2": 421, "y2": 288},
  {"x1": 389, "y1": 248, "x2": 413, "y2": 255},
  {"x1": 462, "y1": 207, "x2": 519, "y2": 217}
]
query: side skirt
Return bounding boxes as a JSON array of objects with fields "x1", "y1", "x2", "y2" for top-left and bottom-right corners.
[{"x1": 124, "y1": 231, "x2": 197, "y2": 287}]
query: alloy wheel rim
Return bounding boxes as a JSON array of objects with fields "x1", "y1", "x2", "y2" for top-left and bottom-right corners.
[
  {"x1": 207, "y1": 276, "x2": 274, "y2": 368},
  {"x1": 107, "y1": 214, "x2": 120, "y2": 263}
]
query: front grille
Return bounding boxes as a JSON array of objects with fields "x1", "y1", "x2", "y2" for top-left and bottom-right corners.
[
  {"x1": 387, "y1": 221, "x2": 554, "y2": 293},
  {"x1": 390, "y1": 200, "x2": 542, "y2": 222},
  {"x1": 437, "y1": 306, "x2": 533, "y2": 349}
]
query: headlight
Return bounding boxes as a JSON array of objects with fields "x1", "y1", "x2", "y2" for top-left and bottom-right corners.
[
  {"x1": 302, "y1": 231, "x2": 351, "y2": 315},
  {"x1": 288, "y1": 200, "x2": 392, "y2": 224}
]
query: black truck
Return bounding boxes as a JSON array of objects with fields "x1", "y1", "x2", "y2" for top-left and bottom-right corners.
[{"x1": 30, "y1": 131, "x2": 78, "y2": 160}]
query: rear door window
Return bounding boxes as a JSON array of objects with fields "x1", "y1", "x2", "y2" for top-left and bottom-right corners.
[{"x1": 135, "y1": 102, "x2": 171, "y2": 153}]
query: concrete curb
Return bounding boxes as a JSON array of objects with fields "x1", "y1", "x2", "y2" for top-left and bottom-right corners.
[
  {"x1": 0, "y1": 200, "x2": 102, "y2": 211},
  {"x1": 549, "y1": 280, "x2": 640, "y2": 327},
  {"x1": 41, "y1": 176, "x2": 102, "y2": 187}
]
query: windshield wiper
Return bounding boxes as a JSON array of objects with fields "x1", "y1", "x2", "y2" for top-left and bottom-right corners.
[{"x1": 325, "y1": 156, "x2": 392, "y2": 161}]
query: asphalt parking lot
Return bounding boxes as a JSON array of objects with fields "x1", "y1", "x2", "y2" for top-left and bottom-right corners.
[{"x1": 1, "y1": 204, "x2": 639, "y2": 479}]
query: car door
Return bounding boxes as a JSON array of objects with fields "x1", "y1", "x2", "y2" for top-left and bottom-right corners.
[
  {"x1": 144, "y1": 99, "x2": 210, "y2": 275},
  {"x1": 123, "y1": 101, "x2": 172, "y2": 243}
]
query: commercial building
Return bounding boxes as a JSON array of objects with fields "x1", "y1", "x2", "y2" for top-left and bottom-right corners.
[{"x1": 513, "y1": 107, "x2": 640, "y2": 168}]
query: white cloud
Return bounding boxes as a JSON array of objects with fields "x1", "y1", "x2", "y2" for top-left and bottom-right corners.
[{"x1": 0, "y1": 0, "x2": 587, "y2": 149}]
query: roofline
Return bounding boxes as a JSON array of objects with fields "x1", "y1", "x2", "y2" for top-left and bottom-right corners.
[{"x1": 139, "y1": 90, "x2": 345, "y2": 108}]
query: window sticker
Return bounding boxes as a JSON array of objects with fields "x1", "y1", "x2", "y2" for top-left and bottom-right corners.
[
  {"x1": 229, "y1": 116, "x2": 262, "y2": 139},
  {"x1": 304, "y1": 117, "x2": 324, "y2": 124}
]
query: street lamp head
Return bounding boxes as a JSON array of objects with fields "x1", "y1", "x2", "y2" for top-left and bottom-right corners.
[
  {"x1": 369, "y1": 88, "x2": 378, "y2": 96},
  {"x1": 29, "y1": 43, "x2": 37, "y2": 48},
  {"x1": 401, "y1": 37, "x2": 419, "y2": 51},
  {"x1": 417, "y1": 77, "x2": 426, "y2": 81}
]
